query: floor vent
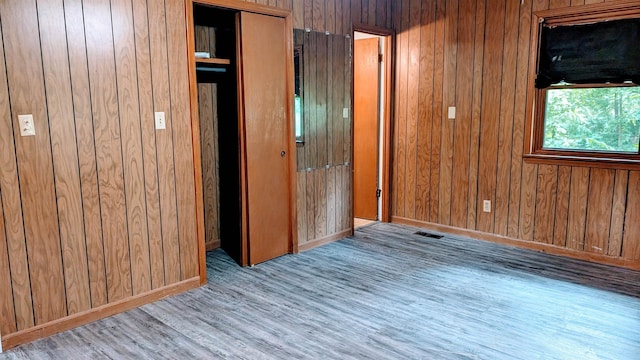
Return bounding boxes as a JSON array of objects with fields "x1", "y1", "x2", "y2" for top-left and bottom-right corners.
[{"x1": 414, "y1": 231, "x2": 444, "y2": 239}]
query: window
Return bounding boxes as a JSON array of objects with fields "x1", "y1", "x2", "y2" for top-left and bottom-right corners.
[
  {"x1": 294, "y1": 45, "x2": 304, "y2": 143},
  {"x1": 525, "y1": 2, "x2": 640, "y2": 168}
]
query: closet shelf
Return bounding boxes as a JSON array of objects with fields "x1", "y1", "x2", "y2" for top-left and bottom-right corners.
[{"x1": 196, "y1": 58, "x2": 231, "y2": 65}]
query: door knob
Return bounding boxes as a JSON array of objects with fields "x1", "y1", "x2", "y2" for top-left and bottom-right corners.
[{"x1": 281, "y1": 150, "x2": 286, "y2": 157}]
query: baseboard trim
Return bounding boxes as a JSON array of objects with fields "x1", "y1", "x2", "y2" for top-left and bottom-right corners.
[
  {"x1": 2, "y1": 277, "x2": 201, "y2": 351},
  {"x1": 392, "y1": 216, "x2": 640, "y2": 271},
  {"x1": 205, "y1": 239, "x2": 221, "y2": 252},
  {"x1": 298, "y1": 229, "x2": 352, "y2": 252}
]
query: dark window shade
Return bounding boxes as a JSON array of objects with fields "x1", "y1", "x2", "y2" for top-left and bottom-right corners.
[{"x1": 536, "y1": 18, "x2": 640, "y2": 89}]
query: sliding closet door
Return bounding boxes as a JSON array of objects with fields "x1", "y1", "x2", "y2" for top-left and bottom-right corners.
[{"x1": 238, "y1": 12, "x2": 291, "y2": 265}]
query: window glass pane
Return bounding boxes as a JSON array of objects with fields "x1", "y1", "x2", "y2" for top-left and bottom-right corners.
[
  {"x1": 543, "y1": 86, "x2": 640, "y2": 153},
  {"x1": 295, "y1": 95, "x2": 302, "y2": 139}
]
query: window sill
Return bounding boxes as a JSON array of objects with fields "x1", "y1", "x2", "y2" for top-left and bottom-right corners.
[{"x1": 524, "y1": 153, "x2": 640, "y2": 171}]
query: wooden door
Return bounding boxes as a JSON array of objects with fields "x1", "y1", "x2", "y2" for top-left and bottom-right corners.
[
  {"x1": 238, "y1": 12, "x2": 291, "y2": 265},
  {"x1": 354, "y1": 38, "x2": 380, "y2": 220}
]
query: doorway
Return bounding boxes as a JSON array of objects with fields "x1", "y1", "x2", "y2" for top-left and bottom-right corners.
[{"x1": 353, "y1": 27, "x2": 393, "y2": 229}]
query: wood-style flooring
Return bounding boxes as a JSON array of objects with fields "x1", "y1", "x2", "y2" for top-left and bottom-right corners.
[{"x1": 2, "y1": 223, "x2": 639, "y2": 359}]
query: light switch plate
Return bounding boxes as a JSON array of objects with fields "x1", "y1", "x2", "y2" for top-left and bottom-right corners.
[
  {"x1": 483, "y1": 200, "x2": 491, "y2": 213},
  {"x1": 343, "y1": 108, "x2": 349, "y2": 119},
  {"x1": 18, "y1": 114, "x2": 36, "y2": 136},
  {"x1": 448, "y1": 106, "x2": 456, "y2": 120},
  {"x1": 155, "y1": 112, "x2": 166, "y2": 130}
]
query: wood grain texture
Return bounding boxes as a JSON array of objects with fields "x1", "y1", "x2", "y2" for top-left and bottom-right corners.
[
  {"x1": 438, "y1": 0, "x2": 456, "y2": 226},
  {"x1": 297, "y1": 172, "x2": 308, "y2": 243},
  {"x1": 584, "y1": 169, "x2": 614, "y2": 254},
  {"x1": 494, "y1": 0, "x2": 520, "y2": 236},
  {"x1": 450, "y1": 0, "x2": 473, "y2": 229},
  {"x1": 132, "y1": 0, "x2": 165, "y2": 290},
  {"x1": 507, "y1": 0, "x2": 533, "y2": 238},
  {"x1": 314, "y1": 168, "x2": 328, "y2": 239},
  {"x1": 567, "y1": 167, "x2": 590, "y2": 251},
  {"x1": 5, "y1": 223, "x2": 640, "y2": 358},
  {"x1": 85, "y1": 0, "x2": 133, "y2": 302},
  {"x1": 405, "y1": 0, "x2": 422, "y2": 220},
  {"x1": 533, "y1": 165, "x2": 557, "y2": 244},
  {"x1": 429, "y1": 0, "x2": 445, "y2": 224},
  {"x1": 239, "y1": 12, "x2": 292, "y2": 265},
  {"x1": 553, "y1": 166, "x2": 571, "y2": 247},
  {"x1": 112, "y1": 0, "x2": 152, "y2": 296},
  {"x1": 415, "y1": 0, "x2": 436, "y2": 223},
  {"x1": 198, "y1": 83, "x2": 221, "y2": 251},
  {"x1": 64, "y1": 0, "x2": 108, "y2": 309},
  {"x1": 608, "y1": 170, "x2": 628, "y2": 257},
  {"x1": 0, "y1": 14, "x2": 34, "y2": 332},
  {"x1": 476, "y1": 0, "x2": 505, "y2": 233},
  {"x1": 1, "y1": 0, "x2": 68, "y2": 325},
  {"x1": 391, "y1": 0, "x2": 640, "y2": 268},
  {"x1": 353, "y1": 38, "x2": 379, "y2": 220},
  {"x1": 148, "y1": 0, "x2": 180, "y2": 286},
  {"x1": 0, "y1": 191, "x2": 17, "y2": 335},
  {"x1": 38, "y1": 0, "x2": 91, "y2": 315},
  {"x1": 394, "y1": 0, "x2": 409, "y2": 218},
  {"x1": 166, "y1": 0, "x2": 198, "y2": 279},
  {"x1": 622, "y1": 171, "x2": 640, "y2": 260},
  {"x1": 467, "y1": 0, "x2": 486, "y2": 230},
  {"x1": 294, "y1": 29, "x2": 353, "y2": 246}
]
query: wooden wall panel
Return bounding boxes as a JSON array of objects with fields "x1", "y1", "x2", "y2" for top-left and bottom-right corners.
[
  {"x1": 64, "y1": 0, "x2": 109, "y2": 308},
  {"x1": 415, "y1": 0, "x2": 436, "y2": 223},
  {"x1": 0, "y1": 199, "x2": 16, "y2": 335},
  {"x1": 467, "y1": 0, "x2": 486, "y2": 230},
  {"x1": 133, "y1": 0, "x2": 165, "y2": 291},
  {"x1": 584, "y1": 169, "x2": 614, "y2": 254},
  {"x1": 0, "y1": 0, "x2": 201, "y2": 341},
  {"x1": 148, "y1": 0, "x2": 181, "y2": 286},
  {"x1": 198, "y1": 81, "x2": 221, "y2": 250},
  {"x1": 494, "y1": 0, "x2": 520, "y2": 236},
  {"x1": 0, "y1": 11, "x2": 35, "y2": 332},
  {"x1": 622, "y1": 172, "x2": 640, "y2": 260},
  {"x1": 112, "y1": 0, "x2": 152, "y2": 296},
  {"x1": 450, "y1": 0, "x2": 474, "y2": 229},
  {"x1": 391, "y1": 0, "x2": 640, "y2": 266},
  {"x1": 1, "y1": 0, "x2": 67, "y2": 325},
  {"x1": 438, "y1": 0, "x2": 456, "y2": 226},
  {"x1": 167, "y1": 0, "x2": 199, "y2": 280},
  {"x1": 294, "y1": 29, "x2": 355, "y2": 246},
  {"x1": 38, "y1": 0, "x2": 91, "y2": 314},
  {"x1": 84, "y1": 0, "x2": 133, "y2": 303},
  {"x1": 608, "y1": 170, "x2": 628, "y2": 257}
]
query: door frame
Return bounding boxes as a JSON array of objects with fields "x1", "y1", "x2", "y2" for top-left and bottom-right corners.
[
  {"x1": 352, "y1": 24, "x2": 395, "y2": 225},
  {"x1": 185, "y1": 0, "x2": 297, "y2": 282}
]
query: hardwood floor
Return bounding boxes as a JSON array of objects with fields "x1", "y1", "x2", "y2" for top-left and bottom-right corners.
[{"x1": 2, "y1": 223, "x2": 639, "y2": 359}]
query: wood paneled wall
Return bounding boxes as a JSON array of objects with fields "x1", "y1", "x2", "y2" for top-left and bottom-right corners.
[
  {"x1": 195, "y1": 0, "x2": 395, "y2": 250},
  {"x1": 391, "y1": 0, "x2": 640, "y2": 262},
  {"x1": 195, "y1": 25, "x2": 222, "y2": 251},
  {"x1": 294, "y1": 30, "x2": 353, "y2": 246},
  {"x1": 0, "y1": 0, "x2": 198, "y2": 341}
]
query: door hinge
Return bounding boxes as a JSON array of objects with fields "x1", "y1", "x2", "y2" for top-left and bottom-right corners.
[
  {"x1": 376, "y1": 189, "x2": 382, "y2": 198},
  {"x1": 378, "y1": 54, "x2": 383, "y2": 63}
]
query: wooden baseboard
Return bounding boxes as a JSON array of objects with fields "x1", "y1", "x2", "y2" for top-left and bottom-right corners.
[
  {"x1": 298, "y1": 229, "x2": 352, "y2": 252},
  {"x1": 2, "y1": 277, "x2": 201, "y2": 351},
  {"x1": 392, "y1": 216, "x2": 640, "y2": 271},
  {"x1": 205, "y1": 239, "x2": 221, "y2": 252}
]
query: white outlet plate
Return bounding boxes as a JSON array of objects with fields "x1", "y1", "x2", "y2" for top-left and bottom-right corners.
[
  {"x1": 448, "y1": 106, "x2": 456, "y2": 119},
  {"x1": 155, "y1": 111, "x2": 166, "y2": 130},
  {"x1": 483, "y1": 200, "x2": 491, "y2": 213},
  {"x1": 18, "y1": 114, "x2": 36, "y2": 136},
  {"x1": 343, "y1": 108, "x2": 349, "y2": 119}
]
